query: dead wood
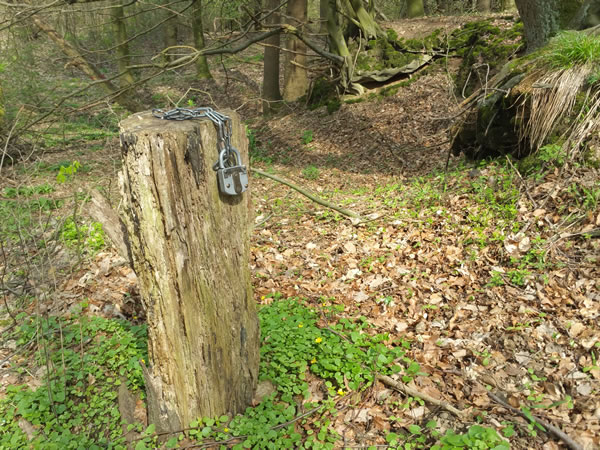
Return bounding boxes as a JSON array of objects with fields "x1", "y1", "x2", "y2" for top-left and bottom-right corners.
[
  {"x1": 119, "y1": 110, "x2": 259, "y2": 433},
  {"x1": 487, "y1": 391, "x2": 583, "y2": 450},
  {"x1": 85, "y1": 190, "x2": 132, "y2": 266},
  {"x1": 251, "y1": 167, "x2": 362, "y2": 219},
  {"x1": 376, "y1": 374, "x2": 466, "y2": 418}
]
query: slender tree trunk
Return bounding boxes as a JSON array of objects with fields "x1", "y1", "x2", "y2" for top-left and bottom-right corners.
[
  {"x1": 514, "y1": 0, "x2": 559, "y2": 51},
  {"x1": 192, "y1": 0, "x2": 212, "y2": 79},
  {"x1": 326, "y1": 0, "x2": 350, "y2": 58},
  {"x1": 325, "y1": 0, "x2": 355, "y2": 92},
  {"x1": 262, "y1": 0, "x2": 282, "y2": 114},
  {"x1": 283, "y1": 0, "x2": 309, "y2": 101},
  {"x1": 119, "y1": 110, "x2": 259, "y2": 434},
  {"x1": 477, "y1": 0, "x2": 492, "y2": 13},
  {"x1": 345, "y1": 0, "x2": 381, "y2": 38},
  {"x1": 501, "y1": 0, "x2": 516, "y2": 10},
  {"x1": 319, "y1": 0, "x2": 328, "y2": 32},
  {"x1": 164, "y1": 8, "x2": 178, "y2": 62},
  {"x1": 111, "y1": 1, "x2": 135, "y2": 85},
  {"x1": 406, "y1": 0, "x2": 425, "y2": 17},
  {"x1": 0, "y1": 82, "x2": 4, "y2": 132},
  {"x1": 251, "y1": 0, "x2": 263, "y2": 30},
  {"x1": 31, "y1": 16, "x2": 141, "y2": 112},
  {"x1": 569, "y1": 0, "x2": 597, "y2": 29}
]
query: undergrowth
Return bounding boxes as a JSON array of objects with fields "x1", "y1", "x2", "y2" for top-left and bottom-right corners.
[
  {"x1": 0, "y1": 312, "x2": 147, "y2": 448},
  {"x1": 0, "y1": 296, "x2": 511, "y2": 449}
]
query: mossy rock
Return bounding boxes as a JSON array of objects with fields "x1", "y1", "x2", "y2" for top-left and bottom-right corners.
[{"x1": 451, "y1": 20, "x2": 524, "y2": 97}]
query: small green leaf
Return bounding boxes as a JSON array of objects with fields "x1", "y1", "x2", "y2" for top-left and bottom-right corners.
[
  {"x1": 385, "y1": 432, "x2": 399, "y2": 443},
  {"x1": 408, "y1": 424, "x2": 422, "y2": 434}
]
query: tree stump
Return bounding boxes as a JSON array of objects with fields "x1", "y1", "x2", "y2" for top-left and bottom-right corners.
[{"x1": 118, "y1": 110, "x2": 259, "y2": 433}]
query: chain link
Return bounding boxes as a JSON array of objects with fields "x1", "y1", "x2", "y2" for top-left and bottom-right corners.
[{"x1": 152, "y1": 107, "x2": 234, "y2": 169}]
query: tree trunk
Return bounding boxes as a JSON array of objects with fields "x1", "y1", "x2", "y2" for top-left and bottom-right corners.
[
  {"x1": 477, "y1": 0, "x2": 491, "y2": 13},
  {"x1": 568, "y1": 0, "x2": 599, "y2": 29},
  {"x1": 320, "y1": 0, "x2": 328, "y2": 32},
  {"x1": 251, "y1": 0, "x2": 263, "y2": 30},
  {"x1": 283, "y1": 0, "x2": 310, "y2": 101},
  {"x1": 192, "y1": 0, "x2": 212, "y2": 79},
  {"x1": 326, "y1": 0, "x2": 350, "y2": 59},
  {"x1": 501, "y1": 0, "x2": 516, "y2": 10},
  {"x1": 346, "y1": 0, "x2": 381, "y2": 38},
  {"x1": 31, "y1": 15, "x2": 141, "y2": 112},
  {"x1": 110, "y1": 0, "x2": 135, "y2": 86},
  {"x1": 262, "y1": 0, "x2": 282, "y2": 114},
  {"x1": 406, "y1": 0, "x2": 425, "y2": 18},
  {"x1": 118, "y1": 111, "x2": 259, "y2": 433},
  {"x1": 514, "y1": 0, "x2": 560, "y2": 51},
  {"x1": 0, "y1": 81, "x2": 4, "y2": 132},
  {"x1": 164, "y1": 11, "x2": 178, "y2": 62}
]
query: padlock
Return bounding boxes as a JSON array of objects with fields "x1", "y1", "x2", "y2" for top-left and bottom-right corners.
[{"x1": 216, "y1": 148, "x2": 248, "y2": 196}]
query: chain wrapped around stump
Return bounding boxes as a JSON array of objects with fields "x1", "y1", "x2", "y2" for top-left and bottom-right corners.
[{"x1": 152, "y1": 107, "x2": 249, "y2": 196}]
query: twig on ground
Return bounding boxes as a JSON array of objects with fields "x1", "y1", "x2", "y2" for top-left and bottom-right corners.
[
  {"x1": 254, "y1": 213, "x2": 273, "y2": 229},
  {"x1": 250, "y1": 168, "x2": 362, "y2": 220},
  {"x1": 487, "y1": 391, "x2": 583, "y2": 450},
  {"x1": 376, "y1": 374, "x2": 465, "y2": 419},
  {"x1": 553, "y1": 227, "x2": 600, "y2": 241}
]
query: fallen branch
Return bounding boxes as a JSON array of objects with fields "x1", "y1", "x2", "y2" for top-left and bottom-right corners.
[
  {"x1": 250, "y1": 167, "x2": 361, "y2": 220},
  {"x1": 487, "y1": 391, "x2": 583, "y2": 450},
  {"x1": 560, "y1": 227, "x2": 600, "y2": 239},
  {"x1": 376, "y1": 374, "x2": 465, "y2": 419}
]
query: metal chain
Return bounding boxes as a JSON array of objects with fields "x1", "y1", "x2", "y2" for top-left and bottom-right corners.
[{"x1": 152, "y1": 107, "x2": 234, "y2": 169}]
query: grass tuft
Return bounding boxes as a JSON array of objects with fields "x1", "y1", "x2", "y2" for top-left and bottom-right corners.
[{"x1": 543, "y1": 31, "x2": 600, "y2": 71}]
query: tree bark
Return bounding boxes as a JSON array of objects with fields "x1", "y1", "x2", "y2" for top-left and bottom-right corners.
[
  {"x1": 283, "y1": 0, "x2": 310, "y2": 101},
  {"x1": 118, "y1": 111, "x2": 259, "y2": 433},
  {"x1": 477, "y1": 0, "x2": 492, "y2": 13},
  {"x1": 568, "y1": 0, "x2": 599, "y2": 29},
  {"x1": 262, "y1": 0, "x2": 282, "y2": 114},
  {"x1": 110, "y1": 0, "x2": 135, "y2": 85},
  {"x1": 501, "y1": 0, "x2": 516, "y2": 10},
  {"x1": 516, "y1": 1, "x2": 593, "y2": 49},
  {"x1": 346, "y1": 0, "x2": 381, "y2": 38},
  {"x1": 163, "y1": 6, "x2": 178, "y2": 62},
  {"x1": 515, "y1": 0, "x2": 560, "y2": 51},
  {"x1": 30, "y1": 15, "x2": 142, "y2": 112},
  {"x1": 319, "y1": 0, "x2": 328, "y2": 32},
  {"x1": 192, "y1": 0, "x2": 212, "y2": 79},
  {"x1": 326, "y1": 0, "x2": 350, "y2": 59},
  {"x1": 86, "y1": 190, "x2": 132, "y2": 266},
  {"x1": 406, "y1": 0, "x2": 425, "y2": 18}
]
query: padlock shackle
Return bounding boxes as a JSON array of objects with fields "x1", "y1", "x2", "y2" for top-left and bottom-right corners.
[{"x1": 218, "y1": 147, "x2": 241, "y2": 169}]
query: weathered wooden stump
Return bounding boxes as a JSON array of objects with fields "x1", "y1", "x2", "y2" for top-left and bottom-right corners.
[{"x1": 118, "y1": 110, "x2": 259, "y2": 433}]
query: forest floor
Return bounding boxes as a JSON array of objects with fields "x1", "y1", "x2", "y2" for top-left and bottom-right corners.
[{"x1": 1, "y1": 14, "x2": 599, "y2": 450}]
